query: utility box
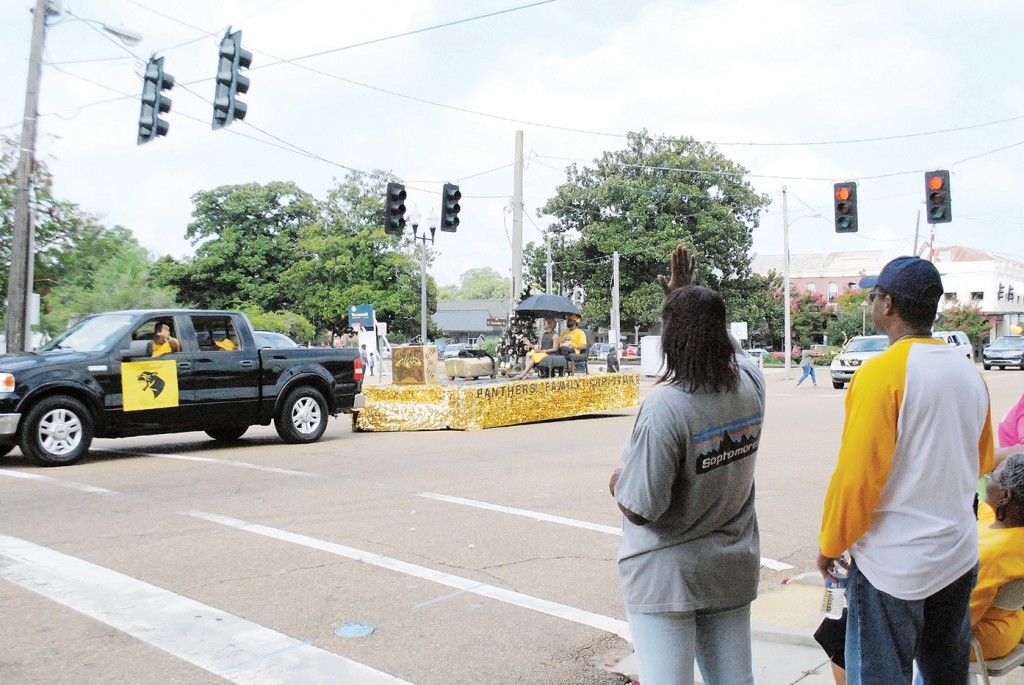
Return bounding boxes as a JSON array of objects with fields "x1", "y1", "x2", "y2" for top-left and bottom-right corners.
[
  {"x1": 392, "y1": 345, "x2": 440, "y2": 385},
  {"x1": 639, "y1": 336, "x2": 664, "y2": 377}
]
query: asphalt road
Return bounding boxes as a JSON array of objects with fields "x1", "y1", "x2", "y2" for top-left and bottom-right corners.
[{"x1": 1, "y1": 364, "x2": 1022, "y2": 685}]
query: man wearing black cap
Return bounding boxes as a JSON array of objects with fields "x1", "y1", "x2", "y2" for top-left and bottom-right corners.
[{"x1": 816, "y1": 256, "x2": 994, "y2": 684}]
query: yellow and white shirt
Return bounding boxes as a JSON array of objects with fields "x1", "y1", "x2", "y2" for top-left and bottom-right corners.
[{"x1": 820, "y1": 337, "x2": 994, "y2": 600}]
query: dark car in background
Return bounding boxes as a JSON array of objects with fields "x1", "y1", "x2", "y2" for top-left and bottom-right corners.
[
  {"x1": 984, "y1": 335, "x2": 1024, "y2": 370},
  {"x1": 253, "y1": 330, "x2": 299, "y2": 348}
]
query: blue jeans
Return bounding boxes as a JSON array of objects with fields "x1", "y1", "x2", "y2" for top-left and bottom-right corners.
[
  {"x1": 845, "y1": 560, "x2": 977, "y2": 685},
  {"x1": 797, "y1": 363, "x2": 816, "y2": 385},
  {"x1": 626, "y1": 604, "x2": 754, "y2": 685}
]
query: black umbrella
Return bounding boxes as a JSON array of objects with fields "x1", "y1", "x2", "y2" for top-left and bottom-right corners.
[{"x1": 513, "y1": 293, "x2": 582, "y2": 318}]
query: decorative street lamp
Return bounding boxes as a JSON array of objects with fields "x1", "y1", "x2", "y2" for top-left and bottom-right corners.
[{"x1": 407, "y1": 207, "x2": 438, "y2": 347}]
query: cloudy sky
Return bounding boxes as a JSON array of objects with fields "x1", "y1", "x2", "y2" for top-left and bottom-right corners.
[{"x1": 3, "y1": 0, "x2": 1022, "y2": 287}]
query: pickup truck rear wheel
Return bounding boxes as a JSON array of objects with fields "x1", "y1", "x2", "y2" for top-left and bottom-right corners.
[
  {"x1": 206, "y1": 427, "x2": 248, "y2": 442},
  {"x1": 275, "y1": 387, "x2": 328, "y2": 444},
  {"x1": 19, "y1": 396, "x2": 94, "y2": 466}
]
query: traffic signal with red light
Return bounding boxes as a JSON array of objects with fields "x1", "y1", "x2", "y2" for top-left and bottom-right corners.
[
  {"x1": 925, "y1": 170, "x2": 951, "y2": 224},
  {"x1": 138, "y1": 56, "x2": 174, "y2": 145},
  {"x1": 384, "y1": 182, "x2": 407, "y2": 236},
  {"x1": 833, "y1": 182, "x2": 858, "y2": 233},
  {"x1": 440, "y1": 183, "x2": 461, "y2": 232},
  {"x1": 213, "y1": 29, "x2": 252, "y2": 130}
]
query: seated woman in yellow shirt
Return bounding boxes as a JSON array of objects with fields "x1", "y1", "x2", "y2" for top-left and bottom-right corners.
[{"x1": 973, "y1": 452, "x2": 1024, "y2": 660}]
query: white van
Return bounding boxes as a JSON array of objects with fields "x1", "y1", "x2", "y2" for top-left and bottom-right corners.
[{"x1": 932, "y1": 331, "x2": 972, "y2": 362}]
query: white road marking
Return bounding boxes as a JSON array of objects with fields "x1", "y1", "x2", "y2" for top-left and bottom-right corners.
[
  {"x1": 0, "y1": 469, "x2": 117, "y2": 494},
  {"x1": 188, "y1": 510, "x2": 632, "y2": 641},
  {"x1": 91, "y1": 449, "x2": 318, "y2": 478},
  {"x1": 418, "y1": 492, "x2": 795, "y2": 571},
  {"x1": 0, "y1": 534, "x2": 414, "y2": 685},
  {"x1": 418, "y1": 492, "x2": 623, "y2": 535}
]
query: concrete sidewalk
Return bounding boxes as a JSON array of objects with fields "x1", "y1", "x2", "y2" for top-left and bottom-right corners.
[{"x1": 606, "y1": 575, "x2": 839, "y2": 684}]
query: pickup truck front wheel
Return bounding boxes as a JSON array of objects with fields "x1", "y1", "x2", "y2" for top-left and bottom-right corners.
[
  {"x1": 19, "y1": 396, "x2": 94, "y2": 466},
  {"x1": 275, "y1": 387, "x2": 327, "y2": 444}
]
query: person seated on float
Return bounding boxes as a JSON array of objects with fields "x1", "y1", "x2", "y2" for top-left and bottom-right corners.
[
  {"x1": 559, "y1": 313, "x2": 587, "y2": 355},
  {"x1": 515, "y1": 317, "x2": 560, "y2": 379},
  {"x1": 814, "y1": 451, "x2": 1024, "y2": 684},
  {"x1": 151, "y1": 321, "x2": 180, "y2": 357},
  {"x1": 559, "y1": 313, "x2": 588, "y2": 372}
]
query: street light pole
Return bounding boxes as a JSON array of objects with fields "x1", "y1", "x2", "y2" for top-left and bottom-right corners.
[
  {"x1": 782, "y1": 186, "x2": 791, "y2": 380},
  {"x1": 781, "y1": 186, "x2": 822, "y2": 382},
  {"x1": 7, "y1": 0, "x2": 50, "y2": 353},
  {"x1": 407, "y1": 207, "x2": 437, "y2": 347}
]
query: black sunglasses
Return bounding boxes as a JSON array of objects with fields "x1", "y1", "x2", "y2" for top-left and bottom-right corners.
[{"x1": 868, "y1": 289, "x2": 887, "y2": 303}]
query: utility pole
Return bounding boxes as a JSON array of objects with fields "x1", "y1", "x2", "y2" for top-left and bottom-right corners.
[
  {"x1": 545, "y1": 234, "x2": 552, "y2": 294},
  {"x1": 7, "y1": 0, "x2": 49, "y2": 353},
  {"x1": 782, "y1": 185, "x2": 792, "y2": 381},
  {"x1": 611, "y1": 251, "x2": 620, "y2": 349},
  {"x1": 511, "y1": 130, "x2": 524, "y2": 304}
]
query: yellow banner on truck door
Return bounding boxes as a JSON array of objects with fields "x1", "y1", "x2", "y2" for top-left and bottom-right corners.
[{"x1": 121, "y1": 360, "x2": 179, "y2": 411}]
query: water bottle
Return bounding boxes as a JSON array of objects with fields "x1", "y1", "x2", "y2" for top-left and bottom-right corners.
[{"x1": 821, "y1": 557, "x2": 848, "y2": 619}]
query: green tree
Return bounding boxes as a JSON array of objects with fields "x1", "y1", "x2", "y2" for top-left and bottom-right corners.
[
  {"x1": 790, "y1": 291, "x2": 831, "y2": 349},
  {"x1": 242, "y1": 307, "x2": 316, "y2": 344},
  {"x1": 278, "y1": 172, "x2": 434, "y2": 339},
  {"x1": 456, "y1": 267, "x2": 509, "y2": 300},
  {"x1": 530, "y1": 130, "x2": 770, "y2": 331},
  {"x1": 166, "y1": 181, "x2": 319, "y2": 311},
  {"x1": 0, "y1": 135, "x2": 107, "y2": 321},
  {"x1": 42, "y1": 236, "x2": 178, "y2": 334},
  {"x1": 936, "y1": 302, "x2": 992, "y2": 352},
  {"x1": 727, "y1": 271, "x2": 783, "y2": 349},
  {"x1": 825, "y1": 290, "x2": 874, "y2": 348}
]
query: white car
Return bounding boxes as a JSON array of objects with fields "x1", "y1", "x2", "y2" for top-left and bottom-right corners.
[
  {"x1": 932, "y1": 331, "x2": 972, "y2": 362},
  {"x1": 830, "y1": 335, "x2": 890, "y2": 389}
]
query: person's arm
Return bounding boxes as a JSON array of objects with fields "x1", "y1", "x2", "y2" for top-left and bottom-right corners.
[{"x1": 609, "y1": 469, "x2": 650, "y2": 526}]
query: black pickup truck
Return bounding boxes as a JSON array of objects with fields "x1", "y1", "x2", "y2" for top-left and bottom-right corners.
[{"x1": 0, "y1": 310, "x2": 366, "y2": 466}]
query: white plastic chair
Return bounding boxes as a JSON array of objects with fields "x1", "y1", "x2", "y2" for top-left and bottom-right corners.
[{"x1": 971, "y1": 577, "x2": 1024, "y2": 685}]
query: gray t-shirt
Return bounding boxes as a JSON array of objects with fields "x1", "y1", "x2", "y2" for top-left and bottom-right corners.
[{"x1": 615, "y1": 354, "x2": 766, "y2": 613}]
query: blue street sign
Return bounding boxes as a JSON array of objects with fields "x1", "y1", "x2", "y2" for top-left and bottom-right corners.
[{"x1": 348, "y1": 304, "x2": 375, "y2": 328}]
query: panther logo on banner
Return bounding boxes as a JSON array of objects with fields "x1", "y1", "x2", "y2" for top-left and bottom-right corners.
[{"x1": 121, "y1": 360, "x2": 179, "y2": 411}]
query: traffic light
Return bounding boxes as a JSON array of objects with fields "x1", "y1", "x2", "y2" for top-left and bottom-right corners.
[
  {"x1": 833, "y1": 182, "x2": 858, "y2": 233},
  {"x1": 212, "y1": 29, "x2": 252, "y2": 130},
  {"x1": 1010, "y1": 285, "x2": 1016, "y2": 301},
  {"x1": 925, "y1": 170, "x2": 952, "y2": 224},
  {"x1": 999, "y1": 283, "x2": 1005, "y2": 300},
  {"x1": 137, "y1": 56, "x2": 174, "y2": 145},
  {"x1": 384, "y1": 182, "x2": 407, "y2": 235},
  {"x1": 440, "y1": 183, "x2": 461, "y2": 232}
]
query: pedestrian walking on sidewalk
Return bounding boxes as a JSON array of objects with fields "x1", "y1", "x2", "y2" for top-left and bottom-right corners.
[
  {"x1": 610, "y1": 245, "x2": 766, "y2": 685},
  {"x1": 796, "y1": 348, "x2": 816, "y2": 387},
  {"x1": 817, "y1": 256, "x2": 994, "y2": 685}
]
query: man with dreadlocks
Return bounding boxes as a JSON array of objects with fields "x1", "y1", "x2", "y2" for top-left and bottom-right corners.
[{"x1": 608, "y1": 245, "x2": 766, "y2": 685}]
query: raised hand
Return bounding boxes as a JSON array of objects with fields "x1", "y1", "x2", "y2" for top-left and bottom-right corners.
[{"x1": 657, "y1": 244, "x2": 696, "y2": 296}]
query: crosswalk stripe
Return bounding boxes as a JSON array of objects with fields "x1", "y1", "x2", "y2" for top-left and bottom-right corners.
[
  {"x1": 417, "y1": 492, "x2": 795, "y2": 571},
  {"x1": 0, "y1": 534, "x2": 415, "y2": 685},
  {"x1": 188, "y1": 510, "x2": 632, "y2": 641}
]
